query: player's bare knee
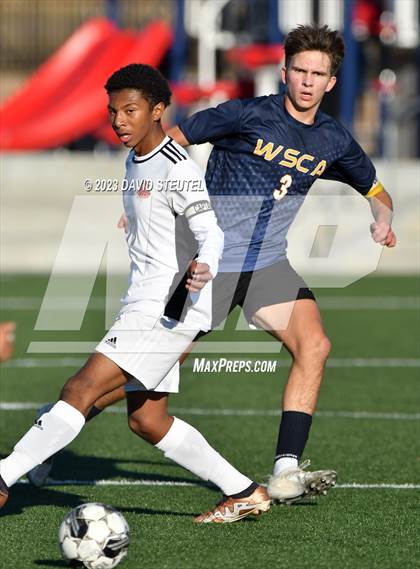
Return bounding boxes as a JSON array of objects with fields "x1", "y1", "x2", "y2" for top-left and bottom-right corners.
[
  {"x1": 320, "y1": 335, "x2": 332, "y2": 361},
  {"x1": 127, "y1": 412, "x2": 141, "y2": 435},
  {"x1": 312, "y1": 334, "x2": 331, "y2": 362},
  {"x1": 293, "y1": 334, "x2": 331, "y2": 366},
  {"x1": 127, "y1": 413, "x2": 157, "y2": 441},
  {"x1": 128, "y1": 411, "x2": 173, "y2": 444}
]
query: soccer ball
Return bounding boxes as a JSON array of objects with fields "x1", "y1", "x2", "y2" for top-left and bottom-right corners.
[{"x1": 59, "y1": 502, "x2": 130, "y2": 569}]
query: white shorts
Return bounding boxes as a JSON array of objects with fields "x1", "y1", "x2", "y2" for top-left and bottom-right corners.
[
  {"x1": 95, "y1": 312, "x2": 199, "y2": 394},
  {"x1": 124, "y1": 361, "x2": 180, "y2": 393}
]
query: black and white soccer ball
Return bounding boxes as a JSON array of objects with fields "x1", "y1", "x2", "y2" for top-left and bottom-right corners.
[{"x1": 59, "y1": 502, "x2": 130, "y2": 569}]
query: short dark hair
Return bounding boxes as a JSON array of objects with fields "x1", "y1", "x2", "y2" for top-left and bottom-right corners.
[
  {"x1": 284, "y1": 25, "x2": 345, "y2": 75},
  {"x1": 105, "y1": 63, "x2": 172, "y2": 107}
]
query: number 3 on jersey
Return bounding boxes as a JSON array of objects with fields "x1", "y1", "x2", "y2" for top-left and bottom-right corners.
[{"x1": 273, "y1": 174, "x2": 292, "y2": 201}]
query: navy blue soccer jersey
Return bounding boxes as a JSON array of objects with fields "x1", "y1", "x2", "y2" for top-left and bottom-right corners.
[{"x1": 179, "y1": 93, "x2": 382, "y2": 272}]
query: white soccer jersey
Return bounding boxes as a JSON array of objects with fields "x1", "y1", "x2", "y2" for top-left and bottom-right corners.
[{"x1": 120, "y1": 136, "x2": 223, "y2": 330}]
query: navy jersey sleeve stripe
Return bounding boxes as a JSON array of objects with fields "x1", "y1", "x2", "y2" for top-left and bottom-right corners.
[{"x1": 179, "y1": 98, "x2": 244, "y2": 145}]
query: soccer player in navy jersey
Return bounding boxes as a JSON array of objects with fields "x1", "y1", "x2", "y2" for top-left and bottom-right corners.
[
  {"x1": 165, "y1": 24, "x2": 396, "y2": 501},
  {"x1": 27, "y1": 25, "x2": 396, "y2": 508}
]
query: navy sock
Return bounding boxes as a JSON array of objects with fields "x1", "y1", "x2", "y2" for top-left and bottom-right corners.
[
  {"x1": 275, "y1": 411, "x2": 313, "y2": 462},
  {"x1": 86, "y1": 405, "x2": 103, "y2": 422}
]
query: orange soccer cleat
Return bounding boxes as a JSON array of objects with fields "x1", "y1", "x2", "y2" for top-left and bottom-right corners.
[{"x1": 194, "y1": 485, "x2": 270, "y2": 523}]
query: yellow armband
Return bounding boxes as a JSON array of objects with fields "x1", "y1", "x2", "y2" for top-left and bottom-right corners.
[{"x1": 366, "y1": 179, "x2": 384, "y2": 198}]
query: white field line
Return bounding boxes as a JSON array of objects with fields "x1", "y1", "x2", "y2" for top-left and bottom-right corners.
[
  {"x1": 26, "y1": 341, "x2": 286, "y2": 354},
  {"x1": 335, "y1": 483, "x2": 420, "y2": 489},
  {"x1": 15, "y1": 478, "x2": 420, "y2": 490},
  {"x1": 1, "y1": 402, "x2": 419, "y2": 420},
  {"x1": 171, "y1": 409, "x2": 420, "y2": 420},
  {"x1": 2, "y1": 357, "x2": 86, "y2": 368},
  {"x1": 1, "y1": 296, "x2": 419, "y2": 311},
  {"x1": 2, "y1": 357, "x2": 420, "y2": 368}
]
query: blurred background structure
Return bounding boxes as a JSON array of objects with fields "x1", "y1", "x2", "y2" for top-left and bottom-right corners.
[
  {"x1": 0, "y1": 0, "x2": 419, "y2": 275},
  {"x1": 1, "y1": 0, "x2": 419, "y2": 156}
]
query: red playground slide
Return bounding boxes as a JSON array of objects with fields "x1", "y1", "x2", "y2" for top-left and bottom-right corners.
[
  {"x1": 0, "y1": 19, "x2": 117, "y2": 130},
  {"x1": 0, "y1": 20, "x2": 172, "y2": 151}
]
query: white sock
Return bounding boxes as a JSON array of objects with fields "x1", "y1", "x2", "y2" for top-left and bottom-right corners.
[
  {"x1": 0, "y1": 400, "x2": 85, "y2": 487},
  {"x1": 273, "y1": 456, "x2": 298, "y2": 476},
  {"x1": 156, "y1": 417, "x2": 253, "y2": 496}
]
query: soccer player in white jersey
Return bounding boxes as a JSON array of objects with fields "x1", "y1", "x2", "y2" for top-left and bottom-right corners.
[{"x1": 0, "y1": 64, "x2": 270, "y2": 522}]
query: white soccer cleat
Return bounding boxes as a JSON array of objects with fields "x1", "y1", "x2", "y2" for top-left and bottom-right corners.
[{"x1": 268, "y1": 459, "x2": 337, "y2": 504}]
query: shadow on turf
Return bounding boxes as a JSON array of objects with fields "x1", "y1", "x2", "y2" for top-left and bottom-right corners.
[
  {"x1": 49, "y1": 449, "x2": 205, "y2": 486},
  {"x1": 0, "y1": 448, "x2": 220, "y2": 518},
  {"x1": 0, "y1": 449, "x2": 209, "y2": 487},
  {"x1": 119, "y1": 505, "x2": 197, "y2": 517},
  {"x1": 0, "y1": 485, "x2": 85, "y2": 517}
]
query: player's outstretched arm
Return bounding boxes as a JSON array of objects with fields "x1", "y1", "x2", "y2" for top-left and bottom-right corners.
[
  {"x1": 167, "y1": 99, "x2": 244, "y2": 148},
  {"x1": 368, "y1": 189, "x2": 397, "y2": 248},
  {"x1": 166, "y1": 126, "x2": 190, "y2": 147}
]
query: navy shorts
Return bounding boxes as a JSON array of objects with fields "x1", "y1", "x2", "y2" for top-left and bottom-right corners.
[{"x1": 165, "y1": 259, "x2": 315, "y2": 331}]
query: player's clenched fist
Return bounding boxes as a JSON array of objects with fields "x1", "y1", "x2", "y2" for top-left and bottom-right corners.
[
  {"x1": 370, "y1": 222, "x2": 397, "y2": 247},
  {"x1": 186, "y1": 261, "x2": 213, "y2": 292}
]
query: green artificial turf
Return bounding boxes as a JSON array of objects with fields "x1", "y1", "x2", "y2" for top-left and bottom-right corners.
[{"x1": 0, "y1": 274, "x2": 419, "y2": 568}]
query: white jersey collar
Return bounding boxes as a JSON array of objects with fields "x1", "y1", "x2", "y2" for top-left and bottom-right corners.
[{"x1": 132, "y1": 136, "x2": 171, "y2": 163}]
